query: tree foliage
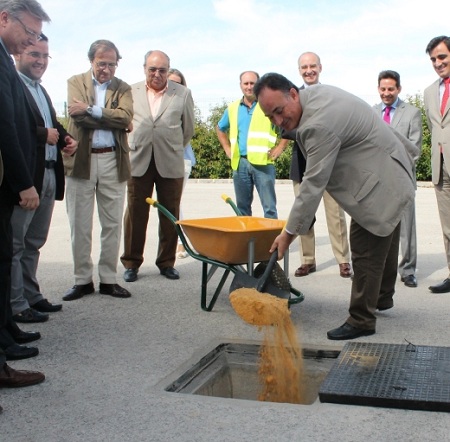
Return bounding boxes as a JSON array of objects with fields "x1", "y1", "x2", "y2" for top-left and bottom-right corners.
[{"x1": 405, "y1": 93, "x2": 432, "y2": 181}]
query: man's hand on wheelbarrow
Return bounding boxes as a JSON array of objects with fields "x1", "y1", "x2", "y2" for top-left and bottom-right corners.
[{"x1": 270, "y1": 230, "x2": 296, "y2": 260}]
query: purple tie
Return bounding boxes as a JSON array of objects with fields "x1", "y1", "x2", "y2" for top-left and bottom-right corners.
[{"x1": 383, "y1": 106, "x2": 392, "y2": 124}]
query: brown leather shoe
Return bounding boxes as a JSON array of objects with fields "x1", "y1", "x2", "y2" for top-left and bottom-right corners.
[
  {"x1": 339, "y1": 263, "x2": 352, "y2": 278},
  {"x1": 294, "y1": 264, "x2": 316, "y2": 277},
  {"x1": 0, "y1": 363, "x2": 45, "y2": 388}
]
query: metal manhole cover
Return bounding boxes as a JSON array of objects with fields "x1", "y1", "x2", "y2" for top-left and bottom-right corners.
[{"x1": 319, "y1": 342, "x2": 450, "y2": 412}]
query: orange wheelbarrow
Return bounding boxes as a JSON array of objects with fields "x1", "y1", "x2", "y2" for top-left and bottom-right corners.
[{"x1": 146, "y1": 196, "x2": 304, "y2": 312}]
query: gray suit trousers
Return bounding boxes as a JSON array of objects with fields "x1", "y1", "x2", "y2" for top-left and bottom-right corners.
[
  {"x1": 10, "y1": 169, "x2": 56, "y2": 315},
  {"x1": 398, "y1": 199, "x2": 417, "y2": 278}
]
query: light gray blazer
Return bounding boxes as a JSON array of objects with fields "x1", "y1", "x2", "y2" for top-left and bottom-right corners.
[
  {"x1": 128, "y1": 79, "x2": 195, "y2": 178},
  {"x1": 374, "y1": 99, "x2": 422, "y2": 188},
  {"x1": 424, "y1": 78, "x2": 450, "y2": 185},
  {"x1": 287, "y1": 85, "x2": 418, "y2": 237}
]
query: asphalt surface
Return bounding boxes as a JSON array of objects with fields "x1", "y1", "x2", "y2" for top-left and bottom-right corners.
[{"x1": 2, "y1": 181, "x2": 449, "y2": 442}]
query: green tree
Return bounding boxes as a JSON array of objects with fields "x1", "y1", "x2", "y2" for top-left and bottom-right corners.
[
  {"x1": 191, "y1": 102, "x2": 231, "y2": 179},
  {"x1": 406, "y1": 93, "x2": 431, "y2": 181}
]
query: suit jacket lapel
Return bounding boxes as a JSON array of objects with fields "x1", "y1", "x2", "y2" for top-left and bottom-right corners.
[
  {"x1": 391, "y1": 99, "x2": 405, "y2": 128},
  {"x1": 154, "y1": 83, "x2": 175, "y2": 121}
]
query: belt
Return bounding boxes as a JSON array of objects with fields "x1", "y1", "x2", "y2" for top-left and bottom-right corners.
[
  {"x1": 45, "y1": 160, "x2": 56, "y2": 169},
  {"x1": 240, "y1": 155, "x2": 247, "y2": 159},
  {"x1": 91, "y1": 146, "x2": 115, "y2": 154}
]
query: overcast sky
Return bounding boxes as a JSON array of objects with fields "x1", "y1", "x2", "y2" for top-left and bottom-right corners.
[{"x1": 39, "y1": 0, "x2": 445, "y2": 118}]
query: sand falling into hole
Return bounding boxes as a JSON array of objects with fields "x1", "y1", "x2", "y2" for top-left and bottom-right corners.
[{"x1": 229, "y1": 288, "x2": 304, "y2": 404}]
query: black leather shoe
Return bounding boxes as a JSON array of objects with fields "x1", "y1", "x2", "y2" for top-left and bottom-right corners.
[
  {"x1": 377, "y1": 302, "x2": 394, "y2": 311},
  {"x1": 4, "y1": 344, "x2": 39, "y2": 361},
  {"x1": 123, "y1": 268, "x2": 138, "y2": 282},
  {"x1": 401, "y1": 274, "x2": 417, "y2": 288},
  {"x1": 429, "y1": 278, "x2": 450, "y2": 293},
  {"x1": 63, "y1": 282, "x2": 95, "y2": 301},
  {"x1": 12, "y1": 308, "x2": 48, "y2": 323},
  {"x1": 99, "y1": 283, "x2": 131, "y2": 298},
  {"x1": 31, "y1": 298, "x2": 62, "y2": 312},
  {"x1": 160, "y1": 267, "x2": 180, "y2": 280},
  {"x1": 327, "y1": 323, "x2": 375, "y2": 340},
  {"x1": 11, "y1": 330, "x2": 41, "y2": 344}
]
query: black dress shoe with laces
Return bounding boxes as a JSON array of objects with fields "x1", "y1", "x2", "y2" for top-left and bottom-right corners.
[
  {"x1": 63, "y1": 282, "x2": 95, "y2": 301},
  {"x1": 429, "y1": 278, "x2": 450, "y2": 293},
  {"x1": 160, "y1": 267, "x2": 180, "y2": 280},
  {"x1": 99, "y1": 283, "x2": 131, "y2": 298},
  {"x1": 327, "y1": 322, "x2": 375, "y2": 340},
  {"x1": 31, "y1": 298, "x2": 63, "y2": 312},
  {"x1": 4, "y1": 344, "x2": 39, "y2": 361},
  {"x1": 12, "y1": 308, "x2": 48, "y2": 323}
]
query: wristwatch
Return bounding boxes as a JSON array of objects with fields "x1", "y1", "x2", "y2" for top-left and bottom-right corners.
[{"x1": 86, "y1": 105, "x2": 93, "y2": 116}]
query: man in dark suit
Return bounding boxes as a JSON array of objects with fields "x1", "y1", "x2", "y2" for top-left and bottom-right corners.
[
  {"x1": 11, "y1": 34, "x2": 77, "y2": 323},
  {"x1": 255, "y1": 73, "x2": 418, "y2": 340},
  {"x1": 121, "y1": 50, "x2": 195, "y2": 282},
  {"x1": 0, "y1": 0, "x2": 50, "y2": 402},
  {"x1": 424, "y1": 36, "x2": 450, "y2": 294},
  {"x1": 374, "y1": 70, "x2": 422, "y2": 288}
]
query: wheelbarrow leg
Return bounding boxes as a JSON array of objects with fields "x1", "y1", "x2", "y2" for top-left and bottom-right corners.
[{"x1": 201, "y1": 262, "x2": 231, "y2": 312}]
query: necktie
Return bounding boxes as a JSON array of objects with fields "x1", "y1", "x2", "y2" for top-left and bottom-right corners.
[
  {"x1": 383, "y1": 106, "x2": 392, "y2": 124},
  {"x1": 441, "y1": 77, "x2": 450, "y2": 116}
]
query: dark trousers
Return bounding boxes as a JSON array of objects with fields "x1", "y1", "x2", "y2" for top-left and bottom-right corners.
[
  {"x1": 0, "y1": 195, "x2": 14, "y2": 328},
  {"x1": 121, "y1": 157, "x2": 183, "y2": 270},
  {"x1": 347, "y1": 219, "x2": 400, "y2": 330}
]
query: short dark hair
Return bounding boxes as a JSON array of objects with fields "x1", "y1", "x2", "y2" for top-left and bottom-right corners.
[
  {"x1": 378, "y1": 70, "x2": 401, "y2": 88},
  {"x1": 254, "y1": 72, "x2": 298, "y2": 99},
  {"x1": 0, "y1": 0, "x2": 50, "y2": 21},
  {"x1": 426, "y1": 35, "x2": 450, "y2": 54},
  {"x1": 88, "y1": 40, "x2": 122, "y2": 62}
]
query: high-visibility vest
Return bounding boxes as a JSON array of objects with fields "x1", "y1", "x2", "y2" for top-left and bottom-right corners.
[{"x1": 228, "y1": 100, "x2": 277, "y2": 170}]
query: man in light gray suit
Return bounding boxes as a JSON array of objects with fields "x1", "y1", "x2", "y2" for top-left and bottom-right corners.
[
  {"x1": 424, "y1": 36, "x2": 450, "y2": 294},
  {"x1": 374, "y1": 70, "x2": 422, "y2": 288},
  {"x1": 254, "y1": 73, "x2": 418, "y2": 340},
  {"x1": 121, "y1": 50, "x2": 195, "y2": 282}
]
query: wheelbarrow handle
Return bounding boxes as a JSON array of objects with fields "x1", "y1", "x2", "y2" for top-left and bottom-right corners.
[
  {"x1": 145, "y1": 197, "x2": 178, "y2": 224},
  {"x1": 221, "y1": 194, "x2": 242, "y2": 216},
  {"x1": 256, "y1": 250, "x2": 279, "y2": 293}
]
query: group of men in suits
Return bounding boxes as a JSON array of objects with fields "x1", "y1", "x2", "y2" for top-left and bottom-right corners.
[{"x1": 60, "y1": 46, "x2": 194, "y2": 299}]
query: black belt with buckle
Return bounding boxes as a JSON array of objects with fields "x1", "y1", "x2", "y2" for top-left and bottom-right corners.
[
  {"x1": 45, "y1": 160, "x2": 56, "y2": 169},
  {"x1": 91, "y1": 146, "x2": 116, "y2": 154}
]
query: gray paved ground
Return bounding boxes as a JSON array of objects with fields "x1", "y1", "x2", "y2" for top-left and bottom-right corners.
[{"x1": 1, "y1": 181, "x2": 449, "y2": 442}]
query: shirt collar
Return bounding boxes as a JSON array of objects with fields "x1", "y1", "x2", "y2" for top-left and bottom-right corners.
[
  {"x1": 91, "y1": 71, "x2": 112, "y2": 88},
  {"x1": 383, "y1": 97, "x2": 399, "y2": 111},
  {"x1": 145, "y1": 82, "x2": 168, "y2": 95},
  {"x1": 17, "y1": 71, "x2": 41, "y2": 87}
]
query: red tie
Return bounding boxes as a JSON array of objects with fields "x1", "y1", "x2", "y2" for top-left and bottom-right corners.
[
  {"x1": 441, "y1": 77, "x2": 450, "y2": 116},
  {"x1": 383, "y1": 106, "x2": 392, "y2": 124}
]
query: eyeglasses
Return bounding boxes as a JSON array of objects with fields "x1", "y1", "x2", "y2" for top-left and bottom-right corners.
[
  {"x1": 25, "y1": 51, "x2": 52, "y2": 60},
  {"x1": 95, "y1": 61, "x2": 118, "y2": 70},
  {"x1": 14, "y1": 16, "x2": 42, "y2": 42},
  {"x1": 147, "y1": 67, "x2": 168, "y2": 75}
]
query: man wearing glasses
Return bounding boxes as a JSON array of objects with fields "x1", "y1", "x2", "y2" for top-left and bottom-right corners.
[
  {"x1": 11, "y1": 34, "x2": 78, "y2": 323},
  {"x1": 121, "y1": 50, "x2": 195, "y2": 282},
  {"x1": 0, "y1": 0, "x2": 50, "y2": 404},
  {"x1": 63, "y1": 40, "x2": 133, "y2": 301}
]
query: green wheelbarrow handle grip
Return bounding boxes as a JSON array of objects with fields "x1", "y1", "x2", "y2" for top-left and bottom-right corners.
[{"x1": 221, "y1": 194, "x2": 242, "y2": 216}]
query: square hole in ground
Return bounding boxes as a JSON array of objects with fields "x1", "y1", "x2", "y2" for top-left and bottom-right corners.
[{"x1": 164, "y1": 342, "x2": 340, "y2": 405}]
